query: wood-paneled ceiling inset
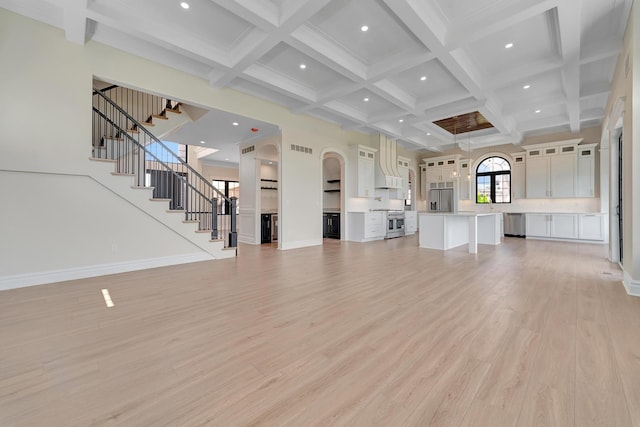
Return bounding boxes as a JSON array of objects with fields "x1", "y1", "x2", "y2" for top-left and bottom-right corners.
[{"x1": 433, "y1": 111, "x2": 494, "y2": 135}]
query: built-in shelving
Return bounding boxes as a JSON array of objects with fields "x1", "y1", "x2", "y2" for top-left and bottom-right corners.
[
  {"x1": 324, "y1": 189, "x2": 340, "y2": 193},
  {"x1": 261, "y1": 178, "x2": 277, "y2": 190},
  {"x1": 326, "y1": 179, "x2": 340, "y2": 184}
]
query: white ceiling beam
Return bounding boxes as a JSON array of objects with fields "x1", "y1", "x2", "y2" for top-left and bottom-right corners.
[
  {"x1": 209, "y1": 0, "x2": 333, "y2": 89},
  {"x1": 445, "y1": 0, "x2": 558, "y2": 49},
  {"x1": 369, "y1": 80, "x2": 416, "y2": 111},
  {"x1": 209, "y1": 0, "x2": 279, "y2": 30},
  {"x1": 63, "y1": 0, "x2": 88, "y2": 44},
  {"x1": 288, "y1": 25, "x2": 368, "y2": 81},
  {"x1": 556, "y1": 0, "x2": 581, "y2": 133},
  {"x1": 84, "y1": 8, "x2": 233, "y2": 69},
  {"x1": 242, "y1": 64, "x2": 316, "y2": 102},
  {"x1": 487, "y1": 58, "x2": 563, "y2": 91},
  {"x1": 368, "y1": 49, "x2": 435, "y2": 81},
  {"x1": 580, "y1": 37, "x2": 622, "y2": 65}
]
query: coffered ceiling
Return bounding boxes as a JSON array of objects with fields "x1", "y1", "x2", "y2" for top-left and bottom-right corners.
[{"x1": 2, "y1": 0, "x2": 631, "y2": 154}]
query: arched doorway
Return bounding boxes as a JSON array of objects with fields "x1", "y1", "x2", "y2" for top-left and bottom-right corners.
[{"x1": 322, "y1": 151, "x2": 346, "y2": 241}]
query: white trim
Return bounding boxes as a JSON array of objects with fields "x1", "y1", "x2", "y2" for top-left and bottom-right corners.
[
  {"x1": 279, "y1": 238, "x2": 322, "y2": 250},
  {"x1": 0, "y1": 253, "x2": 214, "y2": 291},
  {"x1": 623, "y1": 271, "x2": 640, "y2": 297},
  {"x1": 525, "y1": 236, "x2": 606, "y2": 244}
]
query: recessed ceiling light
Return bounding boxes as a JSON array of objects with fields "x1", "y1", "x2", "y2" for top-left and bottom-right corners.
[
  {"x1": 523, "y1": 84, "x2": 531, "y2": 89},
  {"x1": 269, "y1": 161, "x2": 273, "y2": 165},
  {"x1": 180, "y1": 2, "x2": 189, "y2": 9},
  {"x1": 535, "y1": 109, "x2": 541, "y2": 113},
  {"x1": 232, "y1": 122, "x2": 239, "y2": 126},
  {"x1": 200, "y1": 140, "x2": 205, "y2": 144},
  {"x1": 427, "y1": 132, "x2": 431, "y2": 136},
  {"x1": 420, "y1": 76, "x2": 427, "y2": 81},
  {"x1": 505, "y1": 43, "x2": 513, "y2": 49},
  {"x1": 225, "y1": 158, "x2": 229, "y2": 161},
  {"x1": 363, "y1": 97, "x2": 369, "y2": 102},
  {"x1": 399, "y1": 119, "x2": 404, "y2": 123},
  {"x1": 299, "y1": 64, "x2": 306, "y2": 69},
  {"x1": 361, "y1": 25, "x2": 369, "y2": 32}
]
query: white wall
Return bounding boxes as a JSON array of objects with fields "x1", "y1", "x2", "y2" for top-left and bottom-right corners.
[
  {"x1": 0, "y1": 171, "x2": 210, "y2": 289},
  {"x1": 202, "y1": 164, "x2": 239, "y2": 182}
]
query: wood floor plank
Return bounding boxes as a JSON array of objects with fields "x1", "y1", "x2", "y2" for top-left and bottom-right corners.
[{"x1": 0, "y1": 236, "x2": 637, "y2": 426}]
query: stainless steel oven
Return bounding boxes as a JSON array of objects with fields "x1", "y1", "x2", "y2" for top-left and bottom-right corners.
[{"x1": 386, "y1": 211, "x2": 405, "y2": 238}]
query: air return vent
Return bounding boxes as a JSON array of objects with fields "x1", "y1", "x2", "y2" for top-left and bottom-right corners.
[
  {"x1": 241, "y1": 145, "x2": 255, "y2": 155},
  {"x1": 290, "y1": 144, "x2": 313, "y2": 154}
]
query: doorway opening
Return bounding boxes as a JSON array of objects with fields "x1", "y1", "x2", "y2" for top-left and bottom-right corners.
[{"x1": 322, "y1": 152, "x2": 345, "y2": 241}]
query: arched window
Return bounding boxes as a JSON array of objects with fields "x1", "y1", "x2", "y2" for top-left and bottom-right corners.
[{"x1": 476, "y1": 156, "x2": 511, "y2": 203}]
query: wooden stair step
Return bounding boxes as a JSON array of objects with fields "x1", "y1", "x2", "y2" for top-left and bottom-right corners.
[
  {"x1": 141, "y1": 121, "x2": 155, "y2": 127},
  {"x1": 149, "y1": 198, "x2": 171, "y2": 202},
  {"x1": 111, "y1": 172, "x2": 135, "y2": 176},
  {"x1": 152, "y1": 114, "x2": 168, "y2": 120},
  {"x1": 165, "y1": 108, "x2": 181, "y2": 114},
  {"x1": 167, "y1": 209, "x2": 185, "y2": 214},
  {"x1": 182, "y1": 220, "x2": 199, "y2": 224}
]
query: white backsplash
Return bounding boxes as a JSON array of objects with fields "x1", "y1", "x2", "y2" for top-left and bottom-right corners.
[
  {"x1": 348, "y1": 189, "x2": 405, "y2": 212},
  {"x1": 459, "y1": 198, "x2": 602, "y2": 213}
]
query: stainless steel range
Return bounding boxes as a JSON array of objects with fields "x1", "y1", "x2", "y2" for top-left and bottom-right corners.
[{"x1": 386, "y1": 211, "x2": 405, "y2": 238}]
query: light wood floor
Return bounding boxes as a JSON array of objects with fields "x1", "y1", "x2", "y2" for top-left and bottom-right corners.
[{"x1": 1, "y1": 236, "x2": 639, "y2": 426}]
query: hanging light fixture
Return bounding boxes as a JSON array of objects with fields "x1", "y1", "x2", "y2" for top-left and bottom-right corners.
[
  {"x1": 452, "y1": 117, "x2": 458, "y2": 177},
  {"x1": 467, "y1": 126, "x2": 472, "y2": 180}
]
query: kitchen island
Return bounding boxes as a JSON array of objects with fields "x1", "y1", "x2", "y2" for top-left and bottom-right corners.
[{"x1": 419, "y1": 212, "x2": 501, "y2": 253}]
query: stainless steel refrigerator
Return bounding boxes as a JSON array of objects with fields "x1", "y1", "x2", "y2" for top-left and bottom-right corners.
[{"x1": 428, "y1": 188, "x2": 454, "y2": 212}]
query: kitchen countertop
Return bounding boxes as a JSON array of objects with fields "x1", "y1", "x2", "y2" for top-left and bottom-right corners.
[{"x1": 419, "y1": 211, "x2": 501, "y2": 217}]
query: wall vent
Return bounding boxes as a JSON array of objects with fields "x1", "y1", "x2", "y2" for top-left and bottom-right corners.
[
  {"x1": 290, "y1": 144, "x2": 313, "y2": 155},
  {"x1": 241, "y1": 145, "x2": 255, "y2": 155}
]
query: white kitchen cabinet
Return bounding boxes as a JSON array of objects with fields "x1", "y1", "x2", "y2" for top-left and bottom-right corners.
[
  {"x1": 525, "y1": 142, "x2": 577, "y2": 198},
  {"x1": 577, "y1": 144, "x2": 597, "y2": 197},
  {"x1": 526, "y1": 214, "x2": 550, "y2": 237},
  {"x1": 525, "y1": 155, "x2": 549, "y2": 198},
  {"x1": 579, "y1": 213, "x2": 604, "y2": 240},
  {"x1": 404, "y1": 211, "x2": 417, "y2": 235},
  {"x1": 420, "y1": 164, "x2": 427, "y2": 201},
  {"x1": 511, "y1": 153, "x2": 525, "y2": 199},
  {"x1": 526, "y1": 213, "x2": 579, "y2": 240},
  {"x1": 459, "y1": 159, "x2": 471, "y2": 200},
  {"x1": 350, "y1": 145, "x2": 376, "y2": 198},
  {"x1": 424, "y1": 156, "x2": 459, "y2": 190},
  {"x1": 550, "y1": 154, "x2": 576, "y2": 198},
  {"x1": 348, "y1": 212, "x2": 385, "y2": 242},
  {"x1": 550, "y1": 214, "x2": 578, "y2": 239},
  {"x1": 397, "y1": 157, "x2": 410, "y2": 200}
]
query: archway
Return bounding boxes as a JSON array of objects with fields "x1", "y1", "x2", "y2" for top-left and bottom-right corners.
[{"x1": 321, "y1": 150, "x2": 346, "y2": 241}]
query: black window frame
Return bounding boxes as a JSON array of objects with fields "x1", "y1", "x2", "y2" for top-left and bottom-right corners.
[
  {"x1": 211, "y1": 179, "x2": 239, "y2": 214},
  {"x1": 475, "y1": 156, "x2": 511, "y2": 204}
]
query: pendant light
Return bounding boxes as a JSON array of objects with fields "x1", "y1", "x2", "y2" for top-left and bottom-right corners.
[
  {"x1": 467, "y1": 126, "x2": 472, "y2": 180},
  {"x1": 452, "y1": 117, "x2": 458, "y2": 177}
]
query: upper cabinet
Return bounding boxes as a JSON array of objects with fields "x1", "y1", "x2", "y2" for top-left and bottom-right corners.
[
  {"x1": 397, "y1": 157, "x2": 410, "y2": 200},
  {"x1": 459, "y1": 159, "x2": 471, "y2": 200},
  {"x1": 423, "y1": 155, "x2": 460, "y2": 191},
  {"x1": 350, "y1": 145, "x2": 376, "y2": 198},
  {"x1": 524, "y1": 139, "x2": 596, "y2": 199},
  {"x1": 511, "y1": 153, "x2": 526, "y2": 199},
  {"x1": 576, "y1": 144, "x2": 597, "y2": 197}
]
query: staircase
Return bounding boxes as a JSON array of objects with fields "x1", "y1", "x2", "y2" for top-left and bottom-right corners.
[{"x1": 91, "y1": 85, "x2": 237, "y2": 260}]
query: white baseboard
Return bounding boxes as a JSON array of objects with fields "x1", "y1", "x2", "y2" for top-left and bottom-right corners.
[
  {"x1": 622, "y1": 271, "x2": 640, "y2": 297},
  {"x1": 526, "y1": 236, "x2": 606, "y2": 245},
  {"x1": 0, "y1": 252, "x2": 214, "y2": 291},
  {"x1": 279, "y1": 238, "x2": 322, "y2": 250}
]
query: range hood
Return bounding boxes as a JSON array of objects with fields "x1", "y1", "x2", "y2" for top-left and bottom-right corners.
[{"x1": 375, "y1": 134, "x2": 402, "y2": 189}]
